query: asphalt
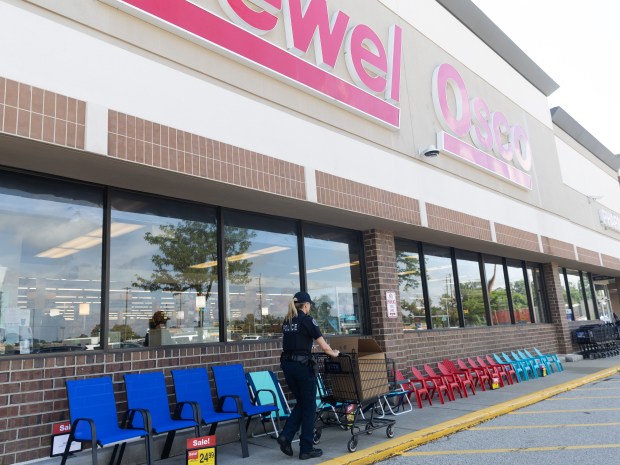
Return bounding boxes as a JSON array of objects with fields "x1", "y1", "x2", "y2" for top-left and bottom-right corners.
[{"x1": 153, "y1": 354, "x2": 620, "y2": 465}]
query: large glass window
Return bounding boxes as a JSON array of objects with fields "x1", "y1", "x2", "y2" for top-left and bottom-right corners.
[
  {"x1": 594, "y1": 280, "x2": 614, "y2": 322},
  {"x1": 109, "y1": 191, "x2": 219, "y2": 347},
  {"x1": 0, "y1": 171, "x2": 103, "y2": 355},
  {"x1": 423, "y1": 245, "x2": 457, "y2": 329},
  {"x1": 566, "y1": 269, "x2": 586, "y2": 321},
  {"x1": 526, "y1": 263, "x2": 548, "y2": 323},
  {"x1": 223, "y1": 212, "x2": 299, "y2": 342},
  {"x1": 507, "y1": 260, "x2": 530, "y2": 324},
  {"x1": 395, "y1": 240, "x2": 426, "y2": 330},
  {"x1": 304, "y1": 225, "x2": 363, "y2": 336},
  {"x1": 455, "y1": 251, "x2": 487, "y2": 327},
  {"x1": 484, "y1": 255, "x2": 510, "y2": 325}
]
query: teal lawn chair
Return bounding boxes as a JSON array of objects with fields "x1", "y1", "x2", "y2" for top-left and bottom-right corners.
[
  {"x1": 61, "y1": 376, "x2": 152, "y2": 465},
  {"x1": 246, "y1": 370, "x2": 290, "y2": 438},
  {"x1": 171, "y1": 367, "x2": 249, "y2": 457},
  {"x1": 511, "y1": 351, "x2": 539, "y2": 378},
  {"x1": 534, "y1": 347, "x2": 564, "y2": 372},
  {"x1": 493, "y1": 353, "x2": 526, "y2": 382},
  {"x1": 522, "y1": 349, "x2": 552, "y2": 375}
]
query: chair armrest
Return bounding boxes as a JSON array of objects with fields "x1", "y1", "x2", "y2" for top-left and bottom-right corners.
[
  {"x1": 122, "y1": 408, "x2": 152, "y2": 433},
  {"x1": 174, "y1": 400, "x2": 201, "y2": 424},
  {"x1": 71, "y1": 417, "x2": 96, "y2": 439},
  {"x1": 254, "y1": 388, "x2": 277, "y2": 407},
  {"x1": 216, "y1": 394, "x2": 245, "y2": 415}
]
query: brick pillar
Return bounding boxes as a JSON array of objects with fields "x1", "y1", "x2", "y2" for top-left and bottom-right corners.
[
  {"x1": 611, "y1": 278, "x2": 620, "y2": 316},
  {"x1": 542, "y1": 262, "x2": 572, "y2": 353},
  {"x1": 363, "y1": 230, "x2": 404, "y2": 361}
]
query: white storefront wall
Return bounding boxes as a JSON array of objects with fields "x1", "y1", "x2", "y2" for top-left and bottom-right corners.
[{"x1": 0, "y1": 0, "x2": 618, "y2": 260}]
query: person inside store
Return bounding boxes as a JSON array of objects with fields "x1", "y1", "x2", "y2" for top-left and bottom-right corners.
[
  {"x1": 277, "y1": 291, "x2": 340, "y2": 460},
  {"x1": 144, "y1": 309, "x2": 169, "y2": 347}
]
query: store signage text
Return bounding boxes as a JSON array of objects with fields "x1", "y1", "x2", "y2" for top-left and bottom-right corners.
[
  {"x1": 431, "y1": 63, "x2": 532, "y2": 189},
  {"x1": 599, "y1": 209, "x2": 620, "y2": 233},
  {"x1": 101, "y1": 0, "x2": 403, "y2": 128}
]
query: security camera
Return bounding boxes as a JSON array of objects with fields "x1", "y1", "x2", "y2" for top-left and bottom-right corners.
[{"x1": 419, "y1": 145, "x2": 439, "y2": 157}]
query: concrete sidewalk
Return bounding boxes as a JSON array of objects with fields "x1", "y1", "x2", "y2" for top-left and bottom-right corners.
[{"x1": 155, "y1": 355, "x2": 620, "y2": 465}]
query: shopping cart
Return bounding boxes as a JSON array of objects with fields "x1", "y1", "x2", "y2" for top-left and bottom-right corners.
[
  {"x1": 314, "y1": 353, "x2": 396, "y2": 452},
  {"x1": 572, "y1": 323, "x2": 620, "y2": 359}
]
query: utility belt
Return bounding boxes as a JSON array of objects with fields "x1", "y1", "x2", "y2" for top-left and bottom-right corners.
[{"x1": 281, "y1": 353, "x2": 312, "y2": 365}]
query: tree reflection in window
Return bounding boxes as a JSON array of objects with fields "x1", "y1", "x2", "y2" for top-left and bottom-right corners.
[{"x1": 132, "y1": 221, "x2": 253, "y2": 328}]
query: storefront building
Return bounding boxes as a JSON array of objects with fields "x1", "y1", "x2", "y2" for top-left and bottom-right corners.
[{"x1": 0, "y1": 0, "x2": 619, "y2": 463}]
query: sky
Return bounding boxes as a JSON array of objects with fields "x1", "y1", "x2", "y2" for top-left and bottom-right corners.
[{"x1": 471, "y1": 0, "x2": 620, "y2": 155}]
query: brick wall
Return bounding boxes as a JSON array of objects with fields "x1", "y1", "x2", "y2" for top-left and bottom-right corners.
[
  {"x1": 362, "y1": 230, "x2": 404, "y2": 357},
  {"x1": 542, "y1": 262, "x2": 572, "y2": 353}
]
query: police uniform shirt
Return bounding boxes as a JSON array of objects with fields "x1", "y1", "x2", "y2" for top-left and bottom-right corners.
[{"x1": 282, "y1": 312, "x2": 323, "y2": 355}]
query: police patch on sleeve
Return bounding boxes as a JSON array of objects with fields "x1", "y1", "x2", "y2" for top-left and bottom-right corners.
[{"x1": 312, "y1": 318, "x2": 319, "y2": 326}]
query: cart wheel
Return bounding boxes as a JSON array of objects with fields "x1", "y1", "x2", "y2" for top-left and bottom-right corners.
[
  {"x1": 313, "y1": 428, "x2": 321, "y2": 445},
  {"x1": 386, "y1": 424, "x2": 395, "y2": 438},
  {"x1": 365, "y1": 423, "x2": 374, "y2": 435},
  {"x1": 347, "y1": 437, "x2": 358, "y2": 452}
]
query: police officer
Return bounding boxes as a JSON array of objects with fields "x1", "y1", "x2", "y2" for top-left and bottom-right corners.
[{"x1": 277, "y1": 291, "x2": 339, "y2": 460}]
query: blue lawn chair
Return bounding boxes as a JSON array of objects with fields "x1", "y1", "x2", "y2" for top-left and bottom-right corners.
[
  {"x1": 171, "y1": 368, "x2": 249, "y2": 458},
  {"x1": 246, "y1": 370, "x2": 291, "y2": 438},
  {"x1": 511, "y1": 351, "x2": 539, "y2": 378},
  {"x1": 211, "y1": 364, "x2": 280, "y2": 437},
  {"x1": 61, "y1": 376, "x2": 152, "y2": 465},
  {"x1": 534, "y1": 347, "x2": 564, "y2": 372},
  {"x1": 504, "y1": 352, "x2": 535, "y2": 379},
  {"x1": 124, "y1": 372, "x2": 199, "y2": 459},
  {"x1": 521, "y1": 349, "x2": 552, "y2": 375},
  {"x1": 493, "y1": 353, "x2": 526, "y2": 382}
]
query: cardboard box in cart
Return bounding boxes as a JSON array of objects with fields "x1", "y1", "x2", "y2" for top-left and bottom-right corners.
[{"x1": 327, "y1": 337, "x2": 389, "y2": 402}]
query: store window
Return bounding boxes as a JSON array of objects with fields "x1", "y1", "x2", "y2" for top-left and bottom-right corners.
[
  {"x1": 484, "y1": 255, "x2": 510, "y2": 325},
  {"x1": 423, "y1": 245, "x2": 457, "y2": 329},
  {"x1": 304, "y1": 225, "x2": 363, "y2": 336},
  {"x1": 395, "y1": 240, "x2": 426, "y2": 330},
  {"x1": 565, "y1": 269, "x2": 587, "y2": 321},
  {"x1": 594, "y1": 279, "x2": 614, "y2": 322},
  {"x1": 507, "y1": 260, "x2": 530, "y2": 324},
  {"x1": 109, "y1": 190, "x2": 219, "y2": 347},
  {"x1": 455, "y1": 250, "x2": 487, "y2": 327},
  {"x1": 0, "y1": 171, "x2": 104, "y2": 355},
  {"x1": 223, "y1": 211, "x2": 299, "y2": 341},
  {"x1": 526, "y1": 263, "x2": 548, "y2": 323}
]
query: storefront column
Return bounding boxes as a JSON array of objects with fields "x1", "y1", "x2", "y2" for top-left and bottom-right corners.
[
  {"x1": 611, "y1": 278, "x2": 620, "y2": 316},
  {"x1": 363, "y1": 230, "x2": 403, "y2": 360},
  {"x1": 542, "y1": 262, "x2": 572, "y2": 353}
]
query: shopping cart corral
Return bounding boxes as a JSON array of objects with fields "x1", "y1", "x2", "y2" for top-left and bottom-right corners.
[
  {"x1": 572, "y1": 323, "x2": 620, "y2": 359},
  {"x1": 314, "y1": 353, "x2": 395, "y2": 452}
]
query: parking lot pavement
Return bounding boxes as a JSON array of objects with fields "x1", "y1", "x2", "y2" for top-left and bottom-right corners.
[{"x1": 384, "y1": 372, "x2": 620, "y2": 465}]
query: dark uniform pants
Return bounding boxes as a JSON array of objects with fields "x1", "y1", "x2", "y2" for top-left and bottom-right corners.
[{"x1": 280, "y1": 359, "x2": 316, "y2": 454}]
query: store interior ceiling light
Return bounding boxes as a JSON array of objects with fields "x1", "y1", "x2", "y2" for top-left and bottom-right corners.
[
  {"x1": 36, "y1": 222, "x2": 143, "y2": 258},
  {"x1": 192, "y1": 246, "x2": 290, "y2": 268}
]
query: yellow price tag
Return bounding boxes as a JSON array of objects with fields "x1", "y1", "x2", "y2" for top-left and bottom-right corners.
[{"x1": 187, "y1": 447, "x2": 216, "y2": 465}]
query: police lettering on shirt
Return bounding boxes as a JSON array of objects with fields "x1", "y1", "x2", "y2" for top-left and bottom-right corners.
[{"x1": 283, "y1": 322, "x2": 299, "y2": 333}]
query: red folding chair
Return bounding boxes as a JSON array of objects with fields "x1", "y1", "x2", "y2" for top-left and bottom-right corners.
[
  {"x1": 395, "y1": 369, "x2": 431, "y2": 409},
  {"x1": 457, "y1": 358, "x2": 490, "y2": 391},
  {"x1": 411, "y1": 366, "x2": 449, "y2": 404},
  {"x1": 424, "y1": 364, "x2": 461, "y2": 401},
  {"x1": 442, "y1": 359, "x2": 476, "y2": 395},
  {"x1": 481, "y1": 355, "x2": 517, "y2": 385}
]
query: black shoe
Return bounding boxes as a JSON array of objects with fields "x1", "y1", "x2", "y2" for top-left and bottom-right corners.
[
  {"x1": 299, "y1": 448, "x2": 322, "y2": 460},
  {"x1": 277, "y1": 434, "x2": 293, "y2": 457}
]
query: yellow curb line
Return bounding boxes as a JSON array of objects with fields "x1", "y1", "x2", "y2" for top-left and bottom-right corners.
[{"x1": 320, "y1": 366, "x2": 620, "y2": 465}]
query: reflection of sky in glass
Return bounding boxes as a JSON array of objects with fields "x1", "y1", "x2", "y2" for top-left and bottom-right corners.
[{"x1": 0, "y1": 178, "x2": 104, "y2": 349}]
